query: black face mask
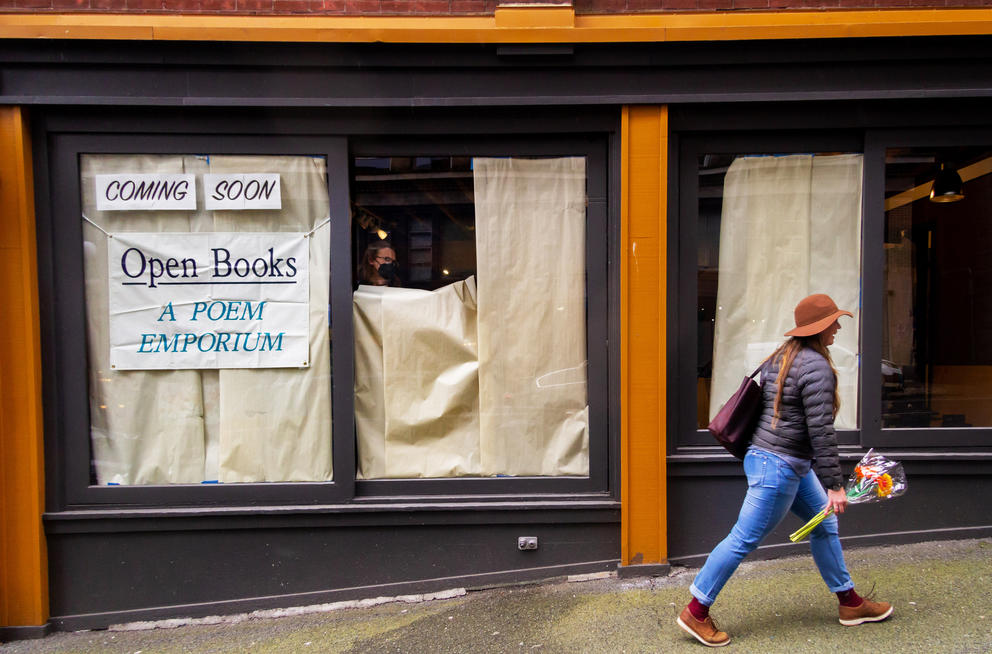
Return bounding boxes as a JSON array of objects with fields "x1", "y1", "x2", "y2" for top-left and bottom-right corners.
[{"x1": 377, "y1": 262, "x2": 399, "y2": 281}]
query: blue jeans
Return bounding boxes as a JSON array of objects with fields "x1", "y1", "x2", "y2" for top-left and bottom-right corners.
[{"x1": 690, "y1": 448, "x2": 853, "y2": 606}]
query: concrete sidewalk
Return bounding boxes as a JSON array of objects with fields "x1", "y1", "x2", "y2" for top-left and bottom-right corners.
[{"x1": 3, "y1": 538, "x2": 990, "y2": 654}]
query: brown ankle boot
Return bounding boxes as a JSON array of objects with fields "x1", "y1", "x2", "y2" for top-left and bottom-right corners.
[
  {"x1": 838, "y1": 598, "x2": 893, "y2": 626},
  {"x1": 677, "y1": 606, "x2": 731, "y2": 647}
]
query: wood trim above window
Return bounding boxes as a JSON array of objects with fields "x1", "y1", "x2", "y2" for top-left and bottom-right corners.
[{"x1": 0, "y1": 9, "x2": 991, "y2": 44}]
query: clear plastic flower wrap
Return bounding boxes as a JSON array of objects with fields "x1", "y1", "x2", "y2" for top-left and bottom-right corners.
[{"x1": 789, "y1": 449, "x2": 907, "y2": 543}]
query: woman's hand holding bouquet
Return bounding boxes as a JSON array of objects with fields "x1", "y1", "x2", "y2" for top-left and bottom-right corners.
[{"x1": 789, "y1": 449, "x2": 907, "y2": 543}]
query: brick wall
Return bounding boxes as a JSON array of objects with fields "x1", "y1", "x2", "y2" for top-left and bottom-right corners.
[
  {"x1": 0, "y1": 0, "x2": 989, "y2": 16},
  {"x1": 0, "y1": 0, "x2": 495, "y2": 12},
  {"x1": 577, "y1": 0, "x2": 992, "y2": 8}
]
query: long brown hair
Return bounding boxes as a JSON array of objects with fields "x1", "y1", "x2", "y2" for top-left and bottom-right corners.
[{"x1": 768, "y1": 336, "x2": 840, "y2": 429}]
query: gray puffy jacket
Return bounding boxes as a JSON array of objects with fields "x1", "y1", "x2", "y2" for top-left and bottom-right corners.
[{"x1": 750, "y1": 347, "x2": 844, "y2": 490}]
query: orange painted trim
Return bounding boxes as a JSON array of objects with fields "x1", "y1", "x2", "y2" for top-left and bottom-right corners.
[
  {"x1": 495, "y1": 6, "x2": 574, "y2": 28},
  {"x1": 0, "y1": 106, "x2": 48, "y2": 629},
  {"x1": 0, "y1": 9, "x2": 991, "y2": 43},
  {"x1": 620, "y1": 106, "x2": 668, "y2": 567},
  {"x1": 620, "y1": 106, "x2": 631, "y2": 568},
  {"x1": 655, "y1": 107, "x2": 668, "y2": 563}
]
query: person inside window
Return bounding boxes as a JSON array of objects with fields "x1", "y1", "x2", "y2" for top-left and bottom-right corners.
[{"x1": 358, "y1": 241, "x2": 401, "y2": 287}]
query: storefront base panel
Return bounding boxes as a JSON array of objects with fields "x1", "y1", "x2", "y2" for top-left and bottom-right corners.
[
  {"x1": 667, "y1": 457, "x2": 992, "y2": 566},
  {"x1": 43, "y1": 514, "x2": 619, "y2": 632},
  {"x1": 0, "y1": 623, "x2": 54, "y2": 642}
]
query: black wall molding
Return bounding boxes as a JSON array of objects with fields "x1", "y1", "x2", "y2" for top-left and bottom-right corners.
[
  {"x1": 2, "y1": 37, "x2": 991, "y2": 107},
  {"x1": 43, "y1": 503, "x2": 621, "y2": 534}
]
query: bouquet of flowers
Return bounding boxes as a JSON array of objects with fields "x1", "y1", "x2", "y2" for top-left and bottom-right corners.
[{"x1": 789, "y1": 449, "x2": 907, "y2": 543}]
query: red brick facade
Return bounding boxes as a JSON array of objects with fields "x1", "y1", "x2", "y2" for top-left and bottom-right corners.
[
  {"x1": 0, "y1": 0, "x2": 990, "y2": 19},
  {"x1": 0, "y1": 0, "x2": 501, "y2": 11}
]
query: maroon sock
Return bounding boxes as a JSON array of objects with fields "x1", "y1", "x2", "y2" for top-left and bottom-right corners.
[
  {"x1": 688, "y1": 597, "x2": 710, "y2": 621},
  {"x1": 836, "y1": 588, "x2": 863, "y2": 607}
]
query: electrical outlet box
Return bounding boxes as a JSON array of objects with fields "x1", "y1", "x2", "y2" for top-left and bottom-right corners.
[{"x1": 517, "y1": 536, "x2": 538, "y2": 551}]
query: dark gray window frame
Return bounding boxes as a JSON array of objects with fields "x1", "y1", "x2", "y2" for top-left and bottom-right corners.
[
  {"x1": 349, "y1": 135, "x2": 613, "y2": 498},
  {"x1": 41, "y1": 130, "x2": 356, "y2": 508},
  {"x1": 863, "y1": 127, "x2": 992, "y2": 449},
  {"x1": 672, "y1": 119, "x2": 992, "y2": 455},
  {"x1": 34, "y1": 108, "x2": 620, "y2": 510},
  {"x1": 672, "y1": 130, "x2": 865, "y2": 455}
]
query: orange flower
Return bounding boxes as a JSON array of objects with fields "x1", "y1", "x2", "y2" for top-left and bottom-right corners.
[
  {"x1": 877, "y1": 473, "x2": 894, "y2": 497},
  {"x1": 854, "y1": 466, "x2": 865, "y2": 481}
]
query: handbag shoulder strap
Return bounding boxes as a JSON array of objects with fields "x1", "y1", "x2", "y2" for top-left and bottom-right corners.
[{"x1": 748, "y1": 363, "x2": 764, "y2": 380}]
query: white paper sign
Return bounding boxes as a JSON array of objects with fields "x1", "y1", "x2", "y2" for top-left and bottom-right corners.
[
  {"x1": 204, "y1": 174, "x2": 282, "y2": 211},
  {"x1": 108, "y1": 232, "x2": 310, "y2": 370},
  {"x1": 95, "y1": 174, "x2": 197, "y2": 211}
]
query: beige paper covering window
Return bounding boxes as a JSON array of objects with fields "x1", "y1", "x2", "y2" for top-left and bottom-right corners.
[
  {"x1": 708, "y1": 154, "x2": 862, "y2": 430},
  {"x1": 354, "y1": 157, "x2": 589, "y2": 479},
  {"x1": 81, "y1": 154, "x2": 332, "y2": 485},
  {"x1": 474, "y1": 157, "x2": 589, "y2": 476},
  {"x1": 354, "y1": 279, "x2": 480, "y2": 478},
  {"x1": 353, "y1": 285, "x2": 387, "y2": 480}
]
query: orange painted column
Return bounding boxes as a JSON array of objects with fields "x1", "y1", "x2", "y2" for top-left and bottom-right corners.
[
  {"x1": 0, "y1": 106, "x2": 49, "y2": 630},
  {"x1": 620, "y1": 105, "x2": 669, "y2": 571}
]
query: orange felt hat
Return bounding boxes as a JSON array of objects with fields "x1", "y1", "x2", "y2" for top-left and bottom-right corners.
[{"x1": 784, "y1": 293, "x2": 853, "y2": 337}]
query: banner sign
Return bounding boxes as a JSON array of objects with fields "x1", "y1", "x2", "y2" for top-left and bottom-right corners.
[
  {"x1": 108, "y1": 232, "x2": 310, "y2": 370},
  {"x1": 204, "y1": 174, "x2": 282, "y2": 211},
  {"x1": 96, "y1": 174, "x2": 197, "y2": 211}
]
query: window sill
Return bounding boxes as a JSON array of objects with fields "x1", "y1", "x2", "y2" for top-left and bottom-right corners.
[{"x1": 44, "y1": 498, "x2": 621, "y2": 533}]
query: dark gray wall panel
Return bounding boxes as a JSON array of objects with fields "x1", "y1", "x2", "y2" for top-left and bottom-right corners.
[
  {"x1": 46, "y1": 516, "x2": 619, "y2": 628},
  {"x1": 3, "y1": 36, "x2": 992, "y2": 107},
  {"x1": 667, "y1": 458, "x2": 992, "y2": 565}
]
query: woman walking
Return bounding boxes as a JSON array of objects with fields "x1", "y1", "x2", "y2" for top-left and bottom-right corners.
[{"x1": 677, "y1": 293, "x2": 893, "y2": 647}]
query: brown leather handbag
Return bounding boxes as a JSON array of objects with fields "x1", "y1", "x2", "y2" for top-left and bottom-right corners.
[{"x1": 707, "y1": 364, "x2": 764, "y2": 459}]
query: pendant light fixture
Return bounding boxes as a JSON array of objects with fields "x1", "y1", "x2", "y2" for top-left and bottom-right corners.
[{"x1": 929, "y1": 163, "x2": 965, "y2": 203}]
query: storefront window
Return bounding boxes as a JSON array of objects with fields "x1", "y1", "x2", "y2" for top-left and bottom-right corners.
[
  {"x1": 351, "y1": 155, "x2": 590, "y2": 478},
  {"x1": 696, "y1": 153, "x2": 863, "y2": 430},
  {"x1": 883, "y1": 146, "x2": 992, "y2": 428},
  {"x1": 80, "y1": 154, "x2": 332, "y2": 485}
]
